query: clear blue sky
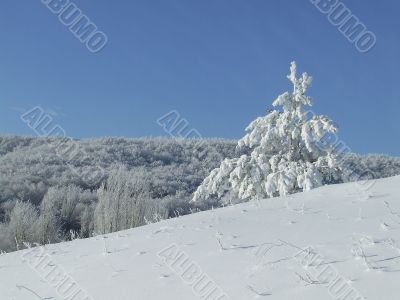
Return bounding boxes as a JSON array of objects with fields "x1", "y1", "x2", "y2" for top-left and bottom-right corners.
[{"x1": 0, "y1": 0, "x2": 398, "y2": 155}]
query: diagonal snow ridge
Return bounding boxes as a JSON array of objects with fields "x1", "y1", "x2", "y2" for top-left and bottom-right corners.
[{"x1": 1, "y1": 176, "x2": 400, "y2": 300}]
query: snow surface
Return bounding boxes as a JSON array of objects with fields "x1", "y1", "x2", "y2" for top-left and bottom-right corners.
[{"x1": 1, "y1": 176, "x2": 400, "y2": 300}]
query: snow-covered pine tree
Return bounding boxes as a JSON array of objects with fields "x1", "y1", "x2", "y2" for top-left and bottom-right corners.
[{"x1": 192, "y1": 62, "x2": 339, "y2": 204}]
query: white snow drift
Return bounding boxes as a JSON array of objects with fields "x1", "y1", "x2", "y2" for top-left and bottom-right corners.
[{"x1": 1, "y1": 175, "x2": 400, "y2": 300}]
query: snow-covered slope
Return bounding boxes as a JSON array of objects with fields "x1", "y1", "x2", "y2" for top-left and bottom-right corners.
[{"x1": 1, "y1": 176, "x2": 400, "y2": 300}]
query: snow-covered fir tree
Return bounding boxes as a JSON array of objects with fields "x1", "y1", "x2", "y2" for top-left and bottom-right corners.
[{"x1": 192, "y1": 62, "x2": 339, "y2": 203}]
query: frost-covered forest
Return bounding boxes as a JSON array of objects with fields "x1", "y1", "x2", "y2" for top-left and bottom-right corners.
[{"x1": 0, "y1": 135, "x2": 399, "y2": 252}]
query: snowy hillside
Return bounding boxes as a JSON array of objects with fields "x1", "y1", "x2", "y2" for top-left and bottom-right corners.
[
  {"x1": 1, "y1": 176, "x2": 400, "y2": 300},
  {"x1": 1, "y1": 135, "x2": 400, "y2": 253}
]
